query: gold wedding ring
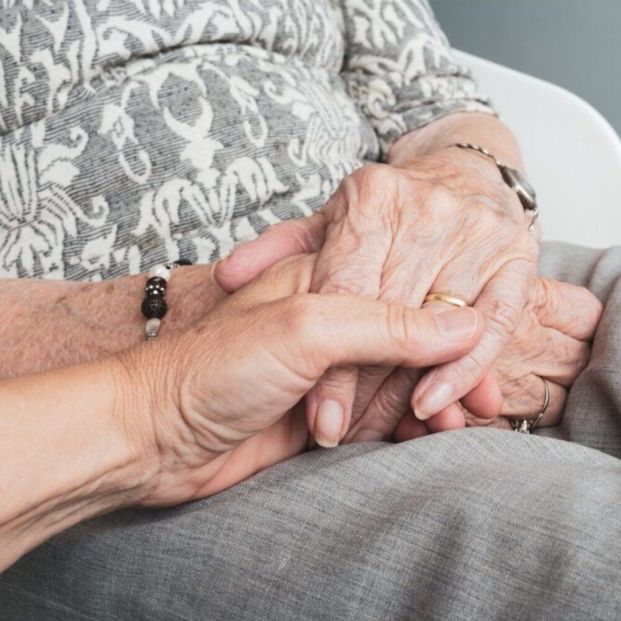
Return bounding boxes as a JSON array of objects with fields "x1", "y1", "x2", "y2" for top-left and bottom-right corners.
[{"x1": 423, "y1": 293, "x2": 468, "y2": 308}]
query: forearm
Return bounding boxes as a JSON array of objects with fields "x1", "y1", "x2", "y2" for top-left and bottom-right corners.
[
  {"x1": 0, "y1": 358, "x2": 156, "y2": 572},
  {"x1": 388, "y1": 112, "x2": 524, "y2": 172},
  {"x1": 0, "y1": 264, "x2": 225, "y2": 379}
]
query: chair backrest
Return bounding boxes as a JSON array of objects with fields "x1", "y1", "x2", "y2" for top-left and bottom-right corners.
[{"x1": 454, "y1": 50, "x2": 621, "y2": 248}]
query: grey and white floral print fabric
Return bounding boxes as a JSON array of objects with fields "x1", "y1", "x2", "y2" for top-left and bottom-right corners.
[{"x1": 0, "y1": 0, "x2": 493, "y2": 280}]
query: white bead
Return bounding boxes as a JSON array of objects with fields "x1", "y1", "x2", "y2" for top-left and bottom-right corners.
[
  {"x1": 148, "y1": 264, "x2": 171, "y2": 282},
  {"x1": 145, "y1": 318, "x2": 161, "y2": 339}
]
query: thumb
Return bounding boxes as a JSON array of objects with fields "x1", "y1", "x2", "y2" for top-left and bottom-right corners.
[
  {"x1": 275, "y1": 295, "x2": 483, "y2": 445},
  {"x1": 229, "y1": 253, "x2": 316, "y2": 309},
  {"x1": 215, "y1": 213, "x2": 327, "y2": 293}
]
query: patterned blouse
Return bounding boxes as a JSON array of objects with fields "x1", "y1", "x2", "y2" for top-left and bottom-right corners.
[{"x1": 0, "y1": 0, "x2": 493, "y2": 280}]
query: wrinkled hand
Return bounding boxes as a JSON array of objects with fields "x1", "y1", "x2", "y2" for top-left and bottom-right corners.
[
  {"x1": 216, "y1": 153, "x2": 539, "y2": 446},
  {"x1": 393, "y1": 277, "x2": 602, "y2": 440},
  {"x1": 121, "y1": 255, "x2": 483, "y2": 506}
]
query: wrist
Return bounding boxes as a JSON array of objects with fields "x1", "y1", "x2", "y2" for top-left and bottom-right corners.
[
  {"x1": 74, "y1": 264, "x2": 225, "y2": 354},
  {"x1": 99, "y1": 265, "x2": 230, "y2": 506},
  {"x1": 163, "y1": 263, "x2": 227, "y2": 335},
  {"x1": 389, "y1": 112, "x2": 524, "y2": 170},
  {"x1": 112, "y1": 332, "x2": 226, "y2": 506},
  {"x1": 108, "y1": 353, "x2": 164, "y2": 501}
]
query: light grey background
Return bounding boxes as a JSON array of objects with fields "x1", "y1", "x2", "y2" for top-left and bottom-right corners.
[{"x1": 430, "y1": 0, "x2": 621, "y2": 136}]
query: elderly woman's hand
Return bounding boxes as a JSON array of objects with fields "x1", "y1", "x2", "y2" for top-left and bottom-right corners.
[
  {"x1": 216, "y1": 149, "x2": 538, "y2": 446},
  {"x1": 120, "y1": 255, "x2": 483, "y2": 505},
  {"x1": 488, "y1": 278, "x2": 601, "y2": 427},
  {"x1": 392, "y1": 277, "x2": 603, "y2": 440}
]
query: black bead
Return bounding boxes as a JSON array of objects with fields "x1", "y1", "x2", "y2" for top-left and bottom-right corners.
[
  {"x1": 141, "y1": 297, "x2": 167, "y2": 319},
  {"x1": 145, "y1": 276, "x2": 167, "y2": 298}
]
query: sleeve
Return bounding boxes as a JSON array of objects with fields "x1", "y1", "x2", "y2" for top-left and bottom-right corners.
[{"x1": 338, "y1": 0, "x2": 496, "y2": 157}]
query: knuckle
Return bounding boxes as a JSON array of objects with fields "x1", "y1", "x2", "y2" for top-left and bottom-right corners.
[
  {"x1": 279, "y1": 293, "x2": 317, "y2": 338},
  {"x1": 345, "y1": 164, "x2": 402, "y2": 213},
  {"x1": 316, "y1": 366, "x2": 357, "y2": 397},
  {"x1": 385, "y1": 304, "x2": 421, "y2": 351},
  {"x1": 371, "y1": 369, "x2": 418, "y2": 426},
  {"x1": 320, "y1": 274, "x2": 370, "y2": 296},
  {"x1": 465, "y1": 412, "x2": 496, "y2": 428},
  {"x1": 371, "y1": 390, "x2": 405, "y2": 428},
  {"x1": 452, "y1": 354, "x2": 487, "y2": 389},
  {"x1": 485, "y1": 297, "x2": 523, "y2": 338},
  {"x1": 536, "y1": 276, "x2": 553, "y2": 305},
  {"x1": 535, "y1": 277, "x2": 558, "y2": 316},
  {"x1": 286, "y1": 220, "x2": 315, "y2": 251},
  {"x1": 288, "y1": 212, "x2": 326, "y2": 248},
  {"x1": 354, "y1": 163, "x2": 400, "y2": 188},
  {"x1": 423, "y1": 185, "x2": 455, "y2": 218},
  {"x1": 261, "y1": 253, "x2": 302, "y2": 280},
  {"x1": 556, "y1": 339, "x2": 577, "y2": 375}
]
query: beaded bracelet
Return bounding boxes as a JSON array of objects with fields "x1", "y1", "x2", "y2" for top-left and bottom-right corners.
[{"x1": 141, "y1": 259, "x2": 192, "y2": 340}]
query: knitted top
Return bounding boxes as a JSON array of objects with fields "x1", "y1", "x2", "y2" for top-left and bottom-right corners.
[{"x1": 0, "y1": 0, "x2": 493, "y2": 280}]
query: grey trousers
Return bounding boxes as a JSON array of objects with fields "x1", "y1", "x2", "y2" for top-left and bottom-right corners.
[{"x1": 1, "y1": 242, "x2": 621, "y2": 621}]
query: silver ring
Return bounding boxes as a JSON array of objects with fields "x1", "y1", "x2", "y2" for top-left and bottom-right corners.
[{"x1": 512, "y1": 377, "x2": 550, "y2": 434}]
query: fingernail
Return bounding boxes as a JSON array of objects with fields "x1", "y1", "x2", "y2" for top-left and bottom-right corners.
[
  {"x1": 351, "y1": 429, "x2": 385, "y2": 443},
  {"x1": 435, "y1": 309, "x2": 478, "y2": 339},
  {"x1": 413, "y1": 382, "x2": 453, "y2": 420},
  {"x1": 314, "y1": 399, "x2": 343, "y2": 448}
]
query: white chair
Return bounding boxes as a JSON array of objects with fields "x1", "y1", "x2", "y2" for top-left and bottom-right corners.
[{"x1": 454, "y1": 50, "x2": 621, "y2": 248}]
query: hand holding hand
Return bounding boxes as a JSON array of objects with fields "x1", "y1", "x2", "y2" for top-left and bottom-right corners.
[
  {"x1": 119, "y1": 255, "x2": 483, "y2": 505},
  {"x1": 216, "y1": 153, "x2": 538, "y2": 445}
]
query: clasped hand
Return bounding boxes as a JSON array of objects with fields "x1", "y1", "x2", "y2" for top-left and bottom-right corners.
[
  {"x1": 120, "y1": 254, "x2": 483, "y2": 505},
  {"x1": 120, "y1": 156, "x2": 601, "y2": 508},
  {"x1": 215, "y1": 154, "x2": 601, "y2": 446}
]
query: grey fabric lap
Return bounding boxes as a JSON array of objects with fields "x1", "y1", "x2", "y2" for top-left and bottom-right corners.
[
  {"x1": 1, "y1": 241, "x2": 620, "y2": 620},
  {"x1": 2, "y1": 434, "x2": 620, "y2": 620}
]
